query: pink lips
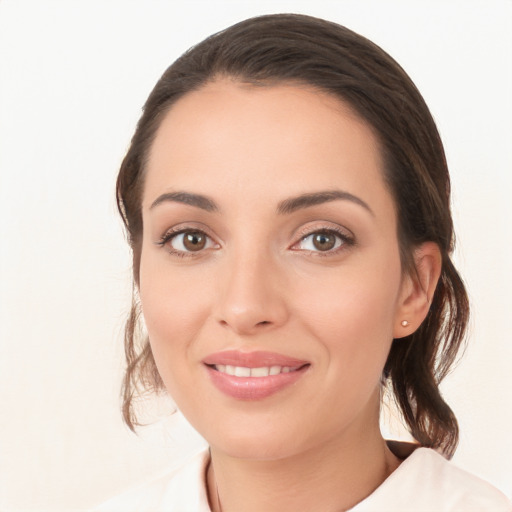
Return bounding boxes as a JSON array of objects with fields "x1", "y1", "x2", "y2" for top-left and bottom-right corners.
[{"x1": 203, "y1": 350, "x2": 310, "y2": 400}]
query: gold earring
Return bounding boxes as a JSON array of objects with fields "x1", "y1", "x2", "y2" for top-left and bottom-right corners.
[{"x1": 401, "y1": 320, "x2": 409, "y2": 327}]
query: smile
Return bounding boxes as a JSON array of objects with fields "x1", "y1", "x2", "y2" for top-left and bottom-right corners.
[
  {"x1": 203, "y1": 351, "x2": 310, "y2": 400},
  {"x1": 212, "y1": 365, "x2": 300, "y2": 377}
]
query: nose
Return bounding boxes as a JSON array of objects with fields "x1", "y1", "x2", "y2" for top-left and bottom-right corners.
[{"x1": 214, "y1": 250, "x2": 289, "y2": 336}]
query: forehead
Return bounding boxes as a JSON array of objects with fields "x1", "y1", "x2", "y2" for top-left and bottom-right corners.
[{"x1": 144, "y1": 80, "x2": 392, "y2": 217}]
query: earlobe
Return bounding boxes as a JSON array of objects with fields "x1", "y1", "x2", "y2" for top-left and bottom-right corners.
[{"x1": 394, "y1": 242, "x2": 442, "y2": 339}]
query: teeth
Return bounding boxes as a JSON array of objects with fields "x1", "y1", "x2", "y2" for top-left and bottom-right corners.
[
  {"x1": 234, "y1": 366, "x2": 251, "y2": 377},
  {"x1": 269, "y1": 365, "x2": 281, "y2": 375},
  {"x1": 251, "y1": 367, "x2": 270, "y2": 377},
  {"x1": 214, "y1": 365, "x2": 297, "y2": 377}
]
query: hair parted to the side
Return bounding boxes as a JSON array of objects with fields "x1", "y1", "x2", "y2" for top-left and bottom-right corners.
[{"x1": 117, "y1": 13, "x2": 469, "y2": 458}]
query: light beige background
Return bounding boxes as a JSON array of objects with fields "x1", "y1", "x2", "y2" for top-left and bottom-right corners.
[{"x1": 0, "y1": 1, "x2": 511, "y2": 510}]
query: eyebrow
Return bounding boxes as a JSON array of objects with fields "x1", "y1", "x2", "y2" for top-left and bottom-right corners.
[
  {"x1": 277, "y1": 190, "x2": 374, "y2": 216},
  {"x1": 149, "y1": 191, "x2": 219, "y2": 212},
  {"x1": 149, "y1": 189, "x2": 373, "y2": 216}
]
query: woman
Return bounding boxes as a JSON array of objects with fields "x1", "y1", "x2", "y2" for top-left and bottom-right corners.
[{"x1": 95, "y1": 13, "x2": 512, "y2": 511}]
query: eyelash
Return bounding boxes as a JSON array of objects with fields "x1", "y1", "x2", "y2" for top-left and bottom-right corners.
[
  {"x1": 155, "y1": 225, "x2": 355, "y2": 258},
  {"x1": 291, "y1": 227, "x2": 355, "y2": 257},
  {"x1": 155, "y1": 227, "x2": 218, "y2": 258}
]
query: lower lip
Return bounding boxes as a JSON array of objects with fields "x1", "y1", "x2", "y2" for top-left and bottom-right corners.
[{"x1": 205, "y1": 365, "x2": 309, "y2": 400}]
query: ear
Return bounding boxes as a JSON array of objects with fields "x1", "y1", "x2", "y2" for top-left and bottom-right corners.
[{"x1": 393, "y1": 242, "x2": 442, "y2": 339}]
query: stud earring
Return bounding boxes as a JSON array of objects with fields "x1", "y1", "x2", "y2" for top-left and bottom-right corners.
[{"x1": 401, "y1": 320, "x2": 409, "y2": 327}]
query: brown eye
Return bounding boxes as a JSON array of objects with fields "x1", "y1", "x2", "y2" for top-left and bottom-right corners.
[
  {"x1": 182, "y1": 231, "x2": 207, "y2": 251},
  {"x1": 295, "y1": 230, "x2": 347, "y2": 253},
  {"x1": 164, "y1": 230, "x2": 215, "y2": 254},
  {"x1": 312, "y1": 233, "x2": 336, "y2": 251}
]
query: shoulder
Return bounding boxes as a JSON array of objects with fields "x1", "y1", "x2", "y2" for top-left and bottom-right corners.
[
  {"x1": 352, "y1": 447, "x2": 512, "y2": 512},
  {"x1": 90, "y1": 448, "x2": 211, "y2": 512}
]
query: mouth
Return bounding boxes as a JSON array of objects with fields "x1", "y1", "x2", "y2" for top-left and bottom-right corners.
[
  {"x1": 208, "y1": 364, "x2": 306, "y2": 377},
  {"x1": 203, "y1": 351, "x2": 310, "y2": 400}
]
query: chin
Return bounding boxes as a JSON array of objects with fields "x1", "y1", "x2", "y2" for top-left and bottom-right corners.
[
  {"x1": 202, "y1": 414, "x2": 323, "y2": 462},
  {"x1": 212, "y1": 434, "x2": 301, "y2": 461}
]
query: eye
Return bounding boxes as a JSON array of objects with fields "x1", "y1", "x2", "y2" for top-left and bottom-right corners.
[
  {"x1": 173, "y1": 231, "x2": 209, "y2": 251},
  {"x1": 158, "y1": 229, "x2": 217, "y2": 255},
  {"x1": 292, "y1": 228, "x2": 353, "y2": 254},
  {"x1": 298, "y1": 231, "x2": 342, "y2": 251}
]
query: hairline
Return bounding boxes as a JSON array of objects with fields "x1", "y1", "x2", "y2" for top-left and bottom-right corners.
[{"x1": 133, "y1": 74, "x2": 417, "y2": 277}]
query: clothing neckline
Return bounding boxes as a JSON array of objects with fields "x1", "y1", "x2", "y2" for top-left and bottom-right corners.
[{"x1": 203, "y1": 440, "x2": 426, "y2": 512}]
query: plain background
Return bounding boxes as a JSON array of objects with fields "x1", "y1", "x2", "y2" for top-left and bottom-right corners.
[{"x1": 0, "y1": 1, "x2": 511, "y2": 510}]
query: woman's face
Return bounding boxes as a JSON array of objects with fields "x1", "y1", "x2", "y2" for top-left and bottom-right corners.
[{"x1": 139, "y1": 81, "x2": 410, "y2": 459}]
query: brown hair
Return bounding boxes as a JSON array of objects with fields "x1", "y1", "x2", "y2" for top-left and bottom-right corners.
[{"x1": 117, "y1": 13, "x2": 469, "y2": 458}]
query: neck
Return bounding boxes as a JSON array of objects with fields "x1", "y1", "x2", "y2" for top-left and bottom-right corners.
[{"x1": 206, "y1": 425, "x2": 401, "y2": 512}]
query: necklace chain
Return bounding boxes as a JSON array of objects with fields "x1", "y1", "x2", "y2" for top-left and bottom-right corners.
[
  {"x1": 209, "y1": 455, "x2": 356, "y2": 512},
  {"x1": 215, "y1": 478, "x2": 222, "y2": 512},
  {"x1": 208, "y1": 453, "x2": 222, "y2": 512}
]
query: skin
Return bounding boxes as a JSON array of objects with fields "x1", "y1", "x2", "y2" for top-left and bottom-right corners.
[{"x1": 139, "y1": 80, "x2": 440, "y2": 512}]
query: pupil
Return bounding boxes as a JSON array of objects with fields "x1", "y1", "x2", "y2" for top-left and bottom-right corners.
[
  {"x1": 184, "y1": 232, "x2": 206, "y2": 251},
  {"x1": 313, "y1": 233, "x2": 335, "y2": 251}
]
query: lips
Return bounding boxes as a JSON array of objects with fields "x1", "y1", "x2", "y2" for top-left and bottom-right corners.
[
  {"x1": 213, "y1": 364, "x2": 298, "y2": 377},
  {"x1": 203, "y1": 350, "x2": 310, "y2": 400}
]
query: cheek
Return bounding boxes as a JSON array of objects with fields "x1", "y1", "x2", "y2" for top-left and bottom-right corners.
[
  {"x1": 289, "y1": 261, "x2": 402, "y2": 433},
  {"x1": 295, "y1": 255, "x2": 402, "y2": 373},
  {"x1": 138, "y1": 253, "x2": 211, "y2": 381}
]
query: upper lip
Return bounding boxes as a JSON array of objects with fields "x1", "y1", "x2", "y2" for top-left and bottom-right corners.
[{"x1": 202, "y1": 350, "x2": 310, "y2": 368}]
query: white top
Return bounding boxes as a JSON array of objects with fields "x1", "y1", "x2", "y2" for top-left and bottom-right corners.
[{"x1": 93, "y1": 447, "x2": 512, "y2": 512}]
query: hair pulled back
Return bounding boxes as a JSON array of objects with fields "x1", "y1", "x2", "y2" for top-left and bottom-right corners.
[{"x1": 117, "y1": 13, "x2": 469, "y2": 458}]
